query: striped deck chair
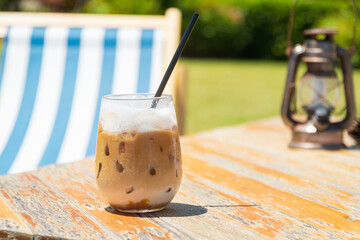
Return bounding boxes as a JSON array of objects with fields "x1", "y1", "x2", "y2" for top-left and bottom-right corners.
[{"x1": 0, "y1": 9, "x2": 184, "y2": 175}]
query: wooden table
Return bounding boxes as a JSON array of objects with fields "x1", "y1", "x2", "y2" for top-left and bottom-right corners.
[{"x1": 0, "y1": 117, "x2": 359, "y2": 239}]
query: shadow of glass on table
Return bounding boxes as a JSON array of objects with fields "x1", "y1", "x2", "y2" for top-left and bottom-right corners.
[
  {"x1": 105, "y1": 203, "x2": 257, "y2": 218},
  {"x1": 106, "y1": 203, "x2": 207, "y2": 217},
  {"x1": 201, "y1": 204, "x2": 257, "y2": 208}
]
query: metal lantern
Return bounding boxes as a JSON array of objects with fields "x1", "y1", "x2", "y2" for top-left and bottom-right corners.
[{"x1": 281, "y1": 0, "x2": 357, "y2": 149}]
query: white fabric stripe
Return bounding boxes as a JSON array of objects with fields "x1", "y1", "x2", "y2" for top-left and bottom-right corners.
[
  {"x1": 0, "y1": 27, "x2": 31, "y2": 155},
  {"x1": 57, "y1": 27, "x2": 105, "y2": 164},
  {"x1": 111, "y1": 28, "x2": 141, "y2": 94},
  {"x1": 9, "y1": 27, "x2": 68, "y2": 174},
  {"x1": 149, "y1": 29, "x2": 164, "y2": 93}
]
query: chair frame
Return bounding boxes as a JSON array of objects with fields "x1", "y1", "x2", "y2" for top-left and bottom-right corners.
[{"x1": 0, "y1": 8, "x2": 185, "y2": 134}]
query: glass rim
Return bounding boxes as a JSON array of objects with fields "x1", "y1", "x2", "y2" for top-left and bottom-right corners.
[{"x1": 102, "y1": 93, "x2": 173, "y2": 101}]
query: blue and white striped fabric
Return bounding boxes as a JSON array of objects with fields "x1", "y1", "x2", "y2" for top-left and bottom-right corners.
[{"x1": 0, "y1": 26, "x2": 165, "y2": 175}]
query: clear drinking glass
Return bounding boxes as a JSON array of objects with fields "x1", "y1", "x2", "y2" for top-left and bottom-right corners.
[{"x1": 95, "y1": 94, "x2": 182, "y2": 213}]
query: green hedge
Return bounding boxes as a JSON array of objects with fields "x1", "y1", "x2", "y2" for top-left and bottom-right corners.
[
  {"x1": 179, "y1": 0, "x2": 359, "y2": 67},
  {"x1": 3, "y1": 0, "x2": 358, "y2": 66},
  {"x1": 84, "y1": 0, "x2": 360, "y2": 67}
]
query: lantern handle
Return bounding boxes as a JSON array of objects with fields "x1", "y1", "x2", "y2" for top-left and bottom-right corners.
[
  {"x1": 281, "y1": 45, "x2": 305, "y2": 128},
  {"x1": 334, "y1": 46, "x2": 356, "y2": 129},
  {"x1": 286, "y1": 0, "x2": 357, "y2": 56}
]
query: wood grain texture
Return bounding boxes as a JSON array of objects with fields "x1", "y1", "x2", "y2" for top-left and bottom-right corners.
[{"x1": 0, "y1": 117, "x2": 359, "y2": 239}]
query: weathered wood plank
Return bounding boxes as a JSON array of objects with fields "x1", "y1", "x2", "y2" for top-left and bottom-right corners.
[
  {"x1": 34, "y1": 159, "x2": 261, "y2": 240},
  {"x1": 0, "y1": 117, "x2": 359, "y2": 239},
  {"x1": 34, "y1": 160, "x2": 185, "y2": 240},
  {"x1": 0, "y1": 196, "x2": 33, "y2": 239},
  {"x1": 179, "y1": 117, "x2": 360, "y2": 239},
  {"x1": 180, "y1": 153, "x2": 360, "y2": 238},
  {"x1": 176, "y1": 177, "x2": 291, "y2": 239},
  {"x1": 182, "y1": 137, "x2": 360, "y2": 214},
  {"x1": 0, "y1": 171, "x2": 118, "y2": 239},
  {"x1": 198, "y1": 121, "x2": 360, "y2": 191}
]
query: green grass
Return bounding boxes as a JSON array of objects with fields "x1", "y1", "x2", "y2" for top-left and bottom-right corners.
[{"x1": 182, "y1": 58, "x2": 360, "y2": 134}]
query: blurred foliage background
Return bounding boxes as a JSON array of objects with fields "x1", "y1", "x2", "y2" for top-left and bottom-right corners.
[
  {"x1": 1, "y1": 0, "x2": 359, "y2": 67},
  {"x1": 2, "y1": 0, "x2": 358, "y2": 67},
  {"x1": 1, "y1": 0, "x2": 359, "y2": 133}
]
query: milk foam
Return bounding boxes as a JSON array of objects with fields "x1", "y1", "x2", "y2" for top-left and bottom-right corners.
[{"x1": 100, "y1": 100, "x2": 177, "y2": 133}]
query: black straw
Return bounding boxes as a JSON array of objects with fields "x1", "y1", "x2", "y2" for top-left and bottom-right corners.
[{"x1": 151, "y1": 12, "x2": 199, "y2": 108}]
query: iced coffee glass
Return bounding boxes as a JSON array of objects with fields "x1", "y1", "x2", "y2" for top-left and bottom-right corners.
[{"x1": 95, "y1": 94, "x2": 182, "y2": 213}]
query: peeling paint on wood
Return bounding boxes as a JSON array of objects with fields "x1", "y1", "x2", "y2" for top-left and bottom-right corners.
[
  {"x1": 0, "y1": 197, "x2": 33, "y2": 238},
  {"x1": 0, "y1": 117, "x2": 359, "y2": 239}
]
